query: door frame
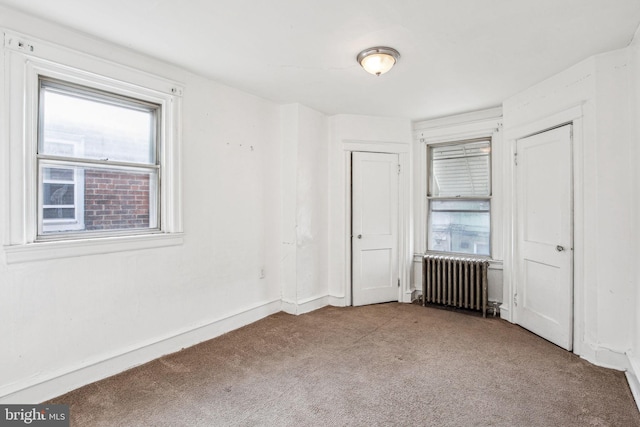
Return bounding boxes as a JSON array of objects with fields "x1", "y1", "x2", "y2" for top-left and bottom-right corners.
[
  {"x1": 342, "y1": 141, "x2": 411, "y2": 306},
  {"x1": 503, "y1": 105, "x2": 585, "y2": 355}
]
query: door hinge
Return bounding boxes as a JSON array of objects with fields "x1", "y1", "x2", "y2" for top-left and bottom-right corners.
[
  {"x1": 397, "y1": 278, "x2": 400, "y2": 287},
  {"x1": 397, "y1": 164, "x2": 401, "y2": 174},
  {"x1": 514, "y1": 152, "x2": 518, "y2": 166},
  {"x1": 513, "y1": 293, "x2": 518, "y2": 307}
]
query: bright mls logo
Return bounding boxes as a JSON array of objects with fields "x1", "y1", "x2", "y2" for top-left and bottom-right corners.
[{"x1": 0, "y1": 405, "x2": 68, "y2": 427}]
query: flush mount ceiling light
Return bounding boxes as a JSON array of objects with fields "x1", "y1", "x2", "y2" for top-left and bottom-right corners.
[{"x1": 357, "y1": 46, "x2": 400, "y2": 76}]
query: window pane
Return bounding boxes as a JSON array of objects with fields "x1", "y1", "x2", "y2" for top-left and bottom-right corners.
[
  {"x1": 430, "y1": 199, "x2": 489, "y2": 212},
  {"x1": 43, "y1": 182, "x2": 75, "y2": 205},
  {"x1": 40, "y1": 80, "x2": 157, "y2": 164},
  {"x1": 430, "y1": 140, "x2": 490, "y2": 197},
  {"x1": 40, "y1": 164, "x2": 158, "y2": 234},
  {"x1": 84, "y1": 168, "x2": 157, "y2": 232},
  {"x1": 43, "y1": 208, "x2": 75, "y2": 220},
  {"x1": 44, "y1": 167, "x2": 74, "y2": 181},
  {"x1": 428, "y1": 200, "x2": 490, "y2": 256},
  {"x1": 45, "y1": 142, "x2": 75, "y2": 157}
]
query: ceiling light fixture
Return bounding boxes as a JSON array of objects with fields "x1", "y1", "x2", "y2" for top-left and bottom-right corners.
[{"x1": 357, "y1": 46, "x2": 400, "y2": 76}]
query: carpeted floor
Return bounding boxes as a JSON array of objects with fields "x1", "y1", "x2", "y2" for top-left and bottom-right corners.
[{"x1": 49, "y1": 303, "x2": 640, "y2": 426}]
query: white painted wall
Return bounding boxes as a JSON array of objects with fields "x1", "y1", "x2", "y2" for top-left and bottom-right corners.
[
  {"x1": 502, "y1": 47, "x2": 636, "y2": 368},
  {"x1": 328, "y1": 115, "x2": 413, "y2": 305},
  {"x1": 280, "y1": 104, "x2": 329, "y2": 314},
  {"x1": 280, "y1": 105, "x2": 298, "y2": 306},
  {"x1": 296, "y1": 105, "x2": 329, "y2": 305},
  {"x1": 625, "y1": 25, "x2": 640, "y2": 359},
  {"x1": 0, "y1": 7, "x2": 283, "y2": 402},
  {"x1": 629, "y1": 27, "x2": 640, "y2": 406}
]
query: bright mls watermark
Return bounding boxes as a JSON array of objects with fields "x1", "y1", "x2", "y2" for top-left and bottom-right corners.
[{"x1": 0, "y1": 405, "x2": 68, "y2": 426}]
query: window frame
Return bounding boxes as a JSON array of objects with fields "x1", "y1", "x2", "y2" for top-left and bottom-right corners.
[
  {"x1": 426, "y1": 137, "x2": 493, "y2": 258},
  {"x1": 36, "y1": 77, "x2": 161, "y2": 240},
  {"x1": 3, "y1": 30, "x2": 184, "y2": 263}
]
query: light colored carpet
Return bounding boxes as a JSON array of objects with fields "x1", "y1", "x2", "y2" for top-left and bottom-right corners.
[{"x1": 49, "y1": 303, "x2": 640, "y2": 426}]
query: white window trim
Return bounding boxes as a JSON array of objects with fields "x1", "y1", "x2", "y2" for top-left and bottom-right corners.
[
  {"x1": 2, "y1": 30, "x2": 183, "y2": 263},
  {"x1": 413, "y1": 108, "x2": 503, "y2": 261}
]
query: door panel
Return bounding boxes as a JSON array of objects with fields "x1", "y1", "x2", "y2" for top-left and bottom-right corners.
[
  {"x1": 516, "y1": 125, "x2": 573, "y2": 350},
  {"x1": 361, "y1": 160, "x2": 393, "y2": 235},
  {"x1": 360, "y1": 248, "x2": 393, "y2": 290},
  {"x1": 352, "y1": 152, "x2": 399, "y2": 306},
  {"x1": 522, "y1": 259, "x2": 560, "y2": 322}
]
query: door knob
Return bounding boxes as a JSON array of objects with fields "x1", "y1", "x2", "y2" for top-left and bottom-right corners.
[
  {"x1": 556, "y1": 245, "x2": 564, "y2": 252},
  {"x1": 357, "y1": 234, "x2": 362, "y2": 239}
]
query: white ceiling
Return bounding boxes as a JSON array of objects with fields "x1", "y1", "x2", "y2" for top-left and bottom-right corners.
[{"x1": 2, "y1": 0, "x2": 639, "y2": 120}]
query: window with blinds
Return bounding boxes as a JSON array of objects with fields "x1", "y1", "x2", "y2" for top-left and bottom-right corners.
[{"x1": 427, "y1": 139, "x2": 491, "y2": 256}]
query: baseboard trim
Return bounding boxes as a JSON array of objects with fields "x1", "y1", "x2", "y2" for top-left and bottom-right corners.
[
  {"x1": 406, "y1": 289, "x2": 418, "y2": 303},
  {"x1": 282, "y1": 295, "x2": 329, "y2": 315},
  {"x1": 626, "y1": 355, "x2": 640, "y2": 412},
  {"x1": 579, "y1": 346, "x2": 630, "y2": 372},
  {"x1": 499, "y1": 303, "x2": 511, "y2": 322},
  {"x1": 328, "y1": 295, "x2": 346, "y2": 307},
  {"x1": 0, "y1": 299, "x2": 282, "y2": 404},
  {"x1": 297, "y1": 295, "x2": 329, "y2": 314},
  {"x1": 626, "y1": 371, "x2": 640, "y2": 412},
  {"x1": 281, "y1": 299, "x2": 297, "y2": 314}
]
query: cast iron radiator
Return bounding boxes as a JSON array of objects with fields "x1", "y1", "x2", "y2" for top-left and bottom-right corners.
[{"x1": 422, "y1": 255, "x2": 490, "y2": 317}]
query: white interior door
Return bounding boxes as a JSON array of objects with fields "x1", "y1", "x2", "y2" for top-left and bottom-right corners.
[
  {"x1": 516, "y1": 125, "x2": 573, "y2": 350},
  {"x1": 352, "y1": 152, "x2": 399, "y2": 306}
]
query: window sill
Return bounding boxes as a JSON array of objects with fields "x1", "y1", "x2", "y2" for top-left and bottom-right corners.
[{"x1": 3, "y1": 232, "x2": 184, "y2": 264}]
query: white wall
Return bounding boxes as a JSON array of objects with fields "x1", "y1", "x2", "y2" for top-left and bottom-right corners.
[
  {"x1": 280, "y1": 104, "x2": 329, "y2": 314},
  {"x1": 628, "y1": 28, "x2": 640, "y2": 399},
  {"x1": 328, "y1": 115, "x2": 413, "y2": 305},
  {"x1": 502, "y1": 46, "x2": 636, "y2": 368},
  {"x1": 0, "y1": 7, "x2": 283, "y2": 402}
]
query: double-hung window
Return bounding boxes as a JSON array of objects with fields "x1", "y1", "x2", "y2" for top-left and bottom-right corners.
[
  {"x1": 38, "y1": 78, "x2": 160, "y2": 239},
  {"x1": 4, "y1": 31, "x2": 183, "y2": 263},
  {"x1": 427, "y1": 139, "x2": 491, "y2": 256}
]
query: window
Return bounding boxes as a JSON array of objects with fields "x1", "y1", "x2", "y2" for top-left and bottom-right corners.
[
  {"x1": 41, "y1": 164, "x2": 84, "y2": 232},
  {"x1": 37, "y1": 78, "x2": 159, "y2": 239},
  {"x1": 427, "y1": 139, "x2": 491, "y2": 256},
  {"x1": 4, "y1": 31, "x2": 183, "y2": 263}
]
